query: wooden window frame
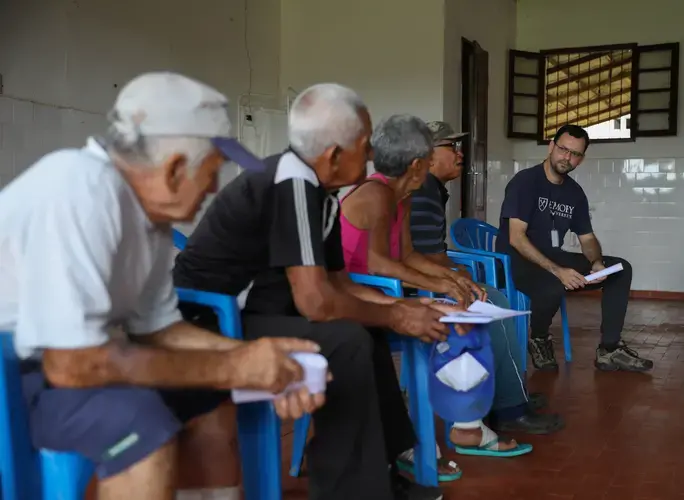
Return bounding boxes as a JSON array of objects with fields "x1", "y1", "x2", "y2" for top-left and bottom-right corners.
[{"x1": 506, "y1": 42, "x2": 680, "y2": 144}]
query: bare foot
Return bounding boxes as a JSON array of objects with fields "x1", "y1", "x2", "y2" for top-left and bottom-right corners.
[
  {"x1": 397, "y1": 450, "x2": 462, "y2": 478},
  {"x1": 449, "y1": 426, "x2": 519, "y2": 451},
  {"x1": 436, "y1": 459, "x2": 461, "y2": 477}
]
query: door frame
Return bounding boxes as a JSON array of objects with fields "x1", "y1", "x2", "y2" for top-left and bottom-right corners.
[{"x1": 460, "y1": 37, "x2": 489, "y2": 221}]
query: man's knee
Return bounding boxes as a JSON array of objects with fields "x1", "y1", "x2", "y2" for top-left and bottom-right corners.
[
  {"x1": 309, "y1": 320, "x2": 374, "y2": 383},
  {"x1": 33, "y1": 387, "x2": 183, "y2": 479},
  {"x1": 313, "y1": 320, "x2": 373, "y2": 361},
  {"x1": 606, "y1": 256, "x2": 632, "y2": 281}
]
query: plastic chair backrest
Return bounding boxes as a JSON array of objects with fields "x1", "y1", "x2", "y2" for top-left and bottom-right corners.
[
  {"x1": 175, "y1": 289, "x2": 243, "y2": 339},
  {"x1": 442, "y1": 254, "x2": 478, "y2": 282},
  {"x1": 171, "y1": 229, "x2": 242, "y2": 338},
  {"x1": 0, "y1": 332, "x2": 41, "y2": 499},
  {"x1": 173, "y1": 228, "x2": 188, "y2": 251},
  {"x1": 446, "y1": 251, "x2": 497, "y2": 289},
  {"x1": 450, "y1": 219, "x2": 498, "y2": 253},
  {"x1": 449, "y1": 219, "x2": 517, "y2": 300}
]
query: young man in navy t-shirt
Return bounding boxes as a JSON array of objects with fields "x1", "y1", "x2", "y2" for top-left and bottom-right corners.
[{"x1": 496, "y1": 125, "x2": 653, "y2": 373}]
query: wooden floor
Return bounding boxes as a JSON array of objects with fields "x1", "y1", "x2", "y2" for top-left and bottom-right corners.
[
  {"x1": 83, "y1": 296, "x2": 684, "y2": 499},
  {"x1": 282, "y1": 296, "x2": 684, "y2": 499}
]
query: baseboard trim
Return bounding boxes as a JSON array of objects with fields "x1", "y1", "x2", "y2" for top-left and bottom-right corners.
[{"x1": 577, "y1": 289, "x2": 684, "y2": 300}]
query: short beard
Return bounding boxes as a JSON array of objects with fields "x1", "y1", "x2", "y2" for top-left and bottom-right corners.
[{"x1": 551, "y1": 159, "x2": 574, "y2": 176}]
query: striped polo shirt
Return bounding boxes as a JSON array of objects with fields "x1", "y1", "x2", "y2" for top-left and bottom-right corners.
[{"x1": 410, "y1": 173, "x2": 450, "y2": 254}]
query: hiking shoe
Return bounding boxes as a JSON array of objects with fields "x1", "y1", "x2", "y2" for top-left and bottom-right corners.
[
  {"x1": 528, "y1": 392, "x2": 548, "y2": 411},
  {"x1": 528, "y1": 336, "x2": 558, "y2": 371},
  {"x1": 491, "y1": 411, "x2": 565, "y2": 435},
  {"x1": 595, "y1": 341, "x2": 654, "y2": 372}
]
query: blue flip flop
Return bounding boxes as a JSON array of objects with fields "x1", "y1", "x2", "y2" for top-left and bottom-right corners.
[{"x1": 454, "y1": 439, "x2": 533, "y2": 457}]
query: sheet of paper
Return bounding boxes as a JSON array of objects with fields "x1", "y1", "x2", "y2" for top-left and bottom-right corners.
[
  {"x1": 232, "y1": 353, "x2": 328, "y2": 404},
  {"x1": 584, "y1": 263, "x2": 623, "y2": 282},
  {"x1": 439, "y1": 300, "x2": 531, "y2": 324}
]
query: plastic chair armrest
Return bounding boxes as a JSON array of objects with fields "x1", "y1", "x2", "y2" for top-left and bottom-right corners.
[{"x1": 348, "y1": 273, "x2": 403, "y2": 298}]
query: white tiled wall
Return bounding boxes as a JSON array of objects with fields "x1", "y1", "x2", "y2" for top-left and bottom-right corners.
[
  {"x1": 487, "y1": 157, "x2": 684, "y2": 292},
  {"x1": 0, "y1": 96, "x2": 108, "y2": 185},
  {"x1": 0, "y1": 0, "x2": 281, "y2": 187}
]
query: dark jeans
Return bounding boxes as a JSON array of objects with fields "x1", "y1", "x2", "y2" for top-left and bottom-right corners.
[
  {"x1": 511, "y1": 251, "x2": 632, "y2": 346},
  {"x1": 240, "y1": 314, "x2": 414, "y2": 500}
]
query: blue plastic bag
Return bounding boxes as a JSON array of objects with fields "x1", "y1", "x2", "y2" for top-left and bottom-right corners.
[{"x1": 428, "y1": 324, "x2": 495, "y2": 423}]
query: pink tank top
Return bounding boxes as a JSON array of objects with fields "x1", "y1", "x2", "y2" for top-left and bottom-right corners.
[{"x1": 340, "y1": 172, "x2": 404, "y2": 274}]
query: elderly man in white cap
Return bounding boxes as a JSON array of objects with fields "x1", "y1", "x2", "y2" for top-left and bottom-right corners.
[{"x1": 0, "y1": 72, "x2": 324, "y2": 500}]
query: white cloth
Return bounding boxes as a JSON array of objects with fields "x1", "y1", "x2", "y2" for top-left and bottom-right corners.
[
  {"x1": 435, "y1": 351, "x2": 489, "y2": 392},
  {"x1": 0, "y1": 138, "x2": 182, "y2": 358}
]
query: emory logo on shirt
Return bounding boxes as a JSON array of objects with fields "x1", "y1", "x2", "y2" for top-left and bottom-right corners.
[{"x1": 537, "y1": 197, "x2": 574, "y2": 219}]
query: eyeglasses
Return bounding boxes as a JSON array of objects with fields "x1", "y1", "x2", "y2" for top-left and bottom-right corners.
[
  {"x1": 435, "y1": 141, "x2": 463, "y2": 153},
  {"x1": 553, "y1": 142, "x2": 584, "y2": 159}
]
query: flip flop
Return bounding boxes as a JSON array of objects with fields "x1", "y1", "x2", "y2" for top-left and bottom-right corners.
[
  {"x1": 452, "y1": 423, "x2": 533, "y2": 458},
  {"x1": 395, "y1": 456, "x2": 462, "y2": 482}
]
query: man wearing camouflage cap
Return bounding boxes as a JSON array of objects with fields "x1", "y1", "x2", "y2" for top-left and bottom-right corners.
[{"x1": 408, "y1": 121, "x2": 564, "y2": 446}]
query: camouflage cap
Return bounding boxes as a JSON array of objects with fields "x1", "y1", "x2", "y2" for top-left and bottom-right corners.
[{"x1": 426, "y1": 121, "x2": 468, "y2": 143}]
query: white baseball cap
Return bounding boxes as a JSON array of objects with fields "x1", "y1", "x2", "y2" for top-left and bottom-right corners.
[{"x1": 110, "y1": 72, "x2": 264, "y2": 172}]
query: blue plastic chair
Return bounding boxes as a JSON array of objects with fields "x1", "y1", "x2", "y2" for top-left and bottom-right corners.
[
  {"x1": 0, "y1": 332, "x2": 96, "y2": 500},
  {"x1": 175, "y1": 288, "x2": 281, "y2": 500},
  {"x1": 450, "y1": 218, "x2": 572, "y2": 367},
  {"x1": 288, "y1": 273, "x2": 440, "y2": 487},
  {"x1": 173, "y1": 229, "x2": 283, "y2": 500}
]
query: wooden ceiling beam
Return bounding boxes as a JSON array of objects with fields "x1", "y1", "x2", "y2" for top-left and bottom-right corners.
[
  {"x1": 547, "y1": 73, "x2": 631, "y2": 103},
  {"x1": 545, "y1": 87, "x2": 632, "y2": 120},
  {"x1": 547, "y1": 57, "x2": 632, "y2": 90},
  {"x1": 545, "y1": 102, "x2": 630, "y2": 136},
  {"x1": 546, "y1": 51, "x2": 612, "y2": 75}
]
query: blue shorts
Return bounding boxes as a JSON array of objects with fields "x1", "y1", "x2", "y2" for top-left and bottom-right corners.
[{"x1": 22, "y1": 371, "x2": 231, "y2": 479}]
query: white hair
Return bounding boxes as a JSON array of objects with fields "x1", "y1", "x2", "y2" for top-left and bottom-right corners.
[
  {"x1": 103, "y1": 125, "x2": 214, "y2": 174},
  {"x1": 288, "y1": 83, "x2": 367, "y2": 159}
]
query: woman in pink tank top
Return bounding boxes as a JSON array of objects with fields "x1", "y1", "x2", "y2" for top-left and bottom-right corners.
[
  {"x1": 340, "y1": 116, "x2": 527, "y2": 480},
  {"x1": 340, "y1": 115, "x2": 483, "y2": 305}
]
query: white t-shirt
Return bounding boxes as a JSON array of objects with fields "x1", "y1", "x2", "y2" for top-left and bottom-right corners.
[{"x1": 0, "y1": 137, "x2": 182, "y2": 359}]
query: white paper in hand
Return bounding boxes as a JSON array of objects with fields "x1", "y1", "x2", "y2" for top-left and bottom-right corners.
[
  {"x1": 439, "y1": 300, "x2": 531, "y2": 324},
  {"x1": 232, "y1": 352, "x2": 328, "y2": 404},
  {"x1": 584, "y1": 263, "x2": 623, "y2": 282},
  {"x1": 435, "y1": 352, "x2": 489, "y2": 392}
]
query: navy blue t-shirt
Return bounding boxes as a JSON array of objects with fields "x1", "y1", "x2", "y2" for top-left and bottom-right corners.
[{"x1": 496, "y1": 164, "x2": 593, "y2": 255}]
